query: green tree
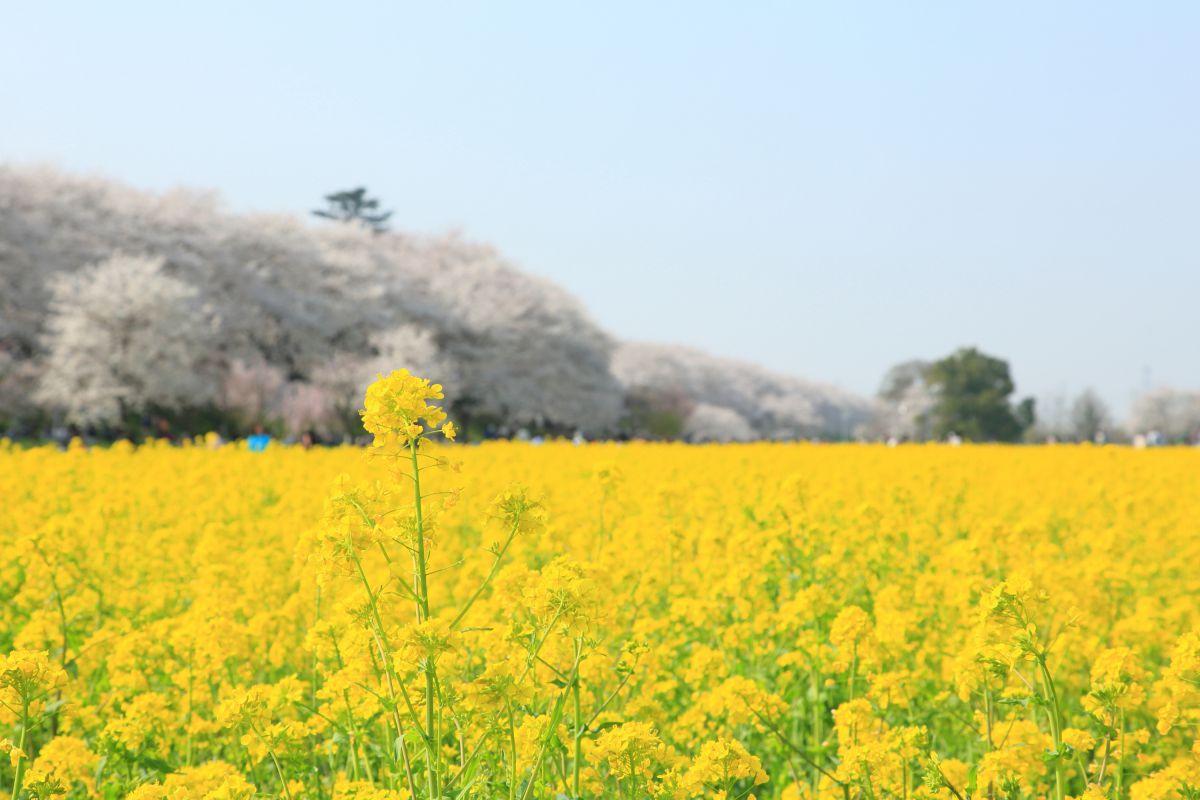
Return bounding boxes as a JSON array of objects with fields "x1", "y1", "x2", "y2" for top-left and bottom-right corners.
[
  {"x1": 312, "y1": 187, "x2": 393, "y2": 232},
  {"x1": 926, "y1": 347, "x2": 1034, "y2": 442}
]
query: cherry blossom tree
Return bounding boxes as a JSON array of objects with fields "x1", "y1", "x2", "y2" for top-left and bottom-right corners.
[
  {"x1": 35, "y1": 254, "x2": 220, "y2": 425},
  {"x1": 869, "y1": 359, "x2": 936, "y2": 441},
  {"x1": 1130, "y1": 388, "x2": 1200, "y2": 442},
  {"x1": 613, "y1": 342, "x2": 868, "y2": 440},
  {"x1": 684, "y1": 403, "x2": 755, "y2": 443}
]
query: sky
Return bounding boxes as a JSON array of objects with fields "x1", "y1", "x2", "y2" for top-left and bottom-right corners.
[{"x1": 3, "y1": 1, "x2": 1198, "y2": 419}]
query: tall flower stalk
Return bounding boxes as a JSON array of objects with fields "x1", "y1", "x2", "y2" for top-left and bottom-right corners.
[
  {"x1": 345, "y1": 370, "x2": 549, "y2": 798},
  {"x1": 357, "y1": 370, "x2": 458, "y2": 797}
]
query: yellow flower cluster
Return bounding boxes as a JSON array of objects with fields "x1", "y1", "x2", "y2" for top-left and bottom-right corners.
[
  {"x1": 361, "y1": 369, "x2": 454, "y2": 449},
  {"x1": 1, "y1": 375, "x2": 1199, "y2": 800}
]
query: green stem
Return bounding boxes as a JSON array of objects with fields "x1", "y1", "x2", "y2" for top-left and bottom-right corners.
[
  {"x1": 584, "y1": 673, "x2": 632, "y2": 729},
  {"x1": 573, "y1": 638, "x2": 584, "y2": 800},
  {"x1": 345, "y1": 540, "x2": 423, "y2": 800},
  {"x1": 186, "y1": 646, "x2": 195, "y2": 767},
  {"x1": 1116, "y1": 709, "x2": 1125, "y2": 799},
  {"x1": 1037, "y1": 656, "x2": 1065, "y2": 800},
  {"x1": 811, "y1": 665, "x2": 822, "y2": 793},
  {"x1": 251, "y1": 723, "x2": 294, "y2": 800},
  {"x1": 507, "y1": 698, "x2": 519, "y2": 800},
  {"x1": 450, "y1": 519, "x2": 520, "y2": 630},
  {"x1": 342, "y1": 691, "x2": 373, "y2": 783},
  {"x1": 748, "y1": 704, "x2": 845, "y2": 788},
  {"x1": 445, "y1": 729, "x2": 494, "y2": 792},
  {"x1": 409, "y1": 438, "x2": 439, "y2": 799},
  {"x1": 10, "y1": 702, "x2": 29, "y2": 800},
  {"x1": 848, "y1": 647, "x2": 858, "y2": 703}
]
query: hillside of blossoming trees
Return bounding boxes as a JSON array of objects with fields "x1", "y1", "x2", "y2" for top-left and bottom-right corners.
[{"x1": 0, "y1": 165, "x2": 868, "y2": 442}]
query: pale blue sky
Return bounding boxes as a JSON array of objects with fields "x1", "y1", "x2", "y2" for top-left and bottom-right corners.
[{"x1": 4, "y1": 2, "x2": 1198, "y2": 418}]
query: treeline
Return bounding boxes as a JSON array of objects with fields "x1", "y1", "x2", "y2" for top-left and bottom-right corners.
[
  {"x1": 869, "y1": 348, "x2": 1200, "y2": 445},
  {"x1": 0, "y1": 166, "x2": 867, "y2": 443}
]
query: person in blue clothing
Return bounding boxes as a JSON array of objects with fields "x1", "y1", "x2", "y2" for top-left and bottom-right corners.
[{"x1": 247, "y1": 423, "x2": 271, "y2": 452}]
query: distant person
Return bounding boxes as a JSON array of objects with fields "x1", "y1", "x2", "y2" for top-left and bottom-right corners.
[
  {"x1": 154, "y1": 418, "x2": 175, "y2": 443},
  {"x1": 300, "y1": 430, "x2": 318, "y2": 450},
  {"x1": 247, "y1": 424, "x2": 272, "y2": 452}
]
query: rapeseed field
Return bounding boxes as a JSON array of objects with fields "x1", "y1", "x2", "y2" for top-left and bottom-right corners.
[{"x1": 2, "y1": 372, "x2": 1198, "y2": 800}]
